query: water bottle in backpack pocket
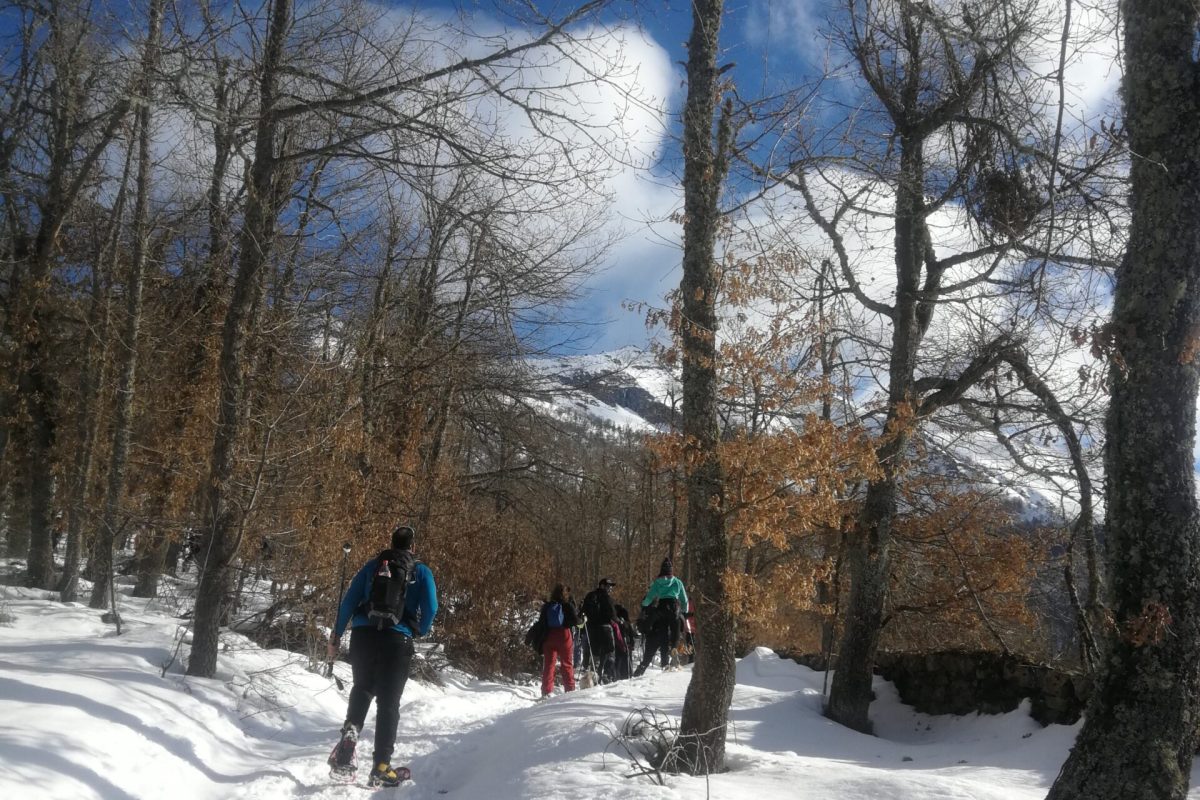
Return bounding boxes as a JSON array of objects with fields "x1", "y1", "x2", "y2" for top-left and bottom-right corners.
[{"x1": 367, "y1": 549, "x2": 416, "y2": 630}]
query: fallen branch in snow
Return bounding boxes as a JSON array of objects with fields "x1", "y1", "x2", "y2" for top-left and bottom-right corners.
[
  {"x1": 597, "y1": 707, "x2": 671, "y2": 786},
  {"x1": 596, "y1": 706, "x2": 715, "y2": 797}
]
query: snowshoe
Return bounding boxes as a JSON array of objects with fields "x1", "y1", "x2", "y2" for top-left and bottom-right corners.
[
  {"x1": 327, "y1": 725, "x2": 358, "y2": 781},
  {"x1": 368, "y1": 761, "x2": 412, "y2": 787}
]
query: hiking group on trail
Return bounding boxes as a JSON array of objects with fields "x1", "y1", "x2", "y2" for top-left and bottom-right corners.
[
  {"x1": 527, "y1": 558, "x2": 693, "y2": 697},
  {"x1": 324, "y1": 522, "x2": 691, "y2": 785}
]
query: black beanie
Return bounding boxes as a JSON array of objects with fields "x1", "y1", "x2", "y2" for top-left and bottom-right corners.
[
  {"x1": 391, "y1": 525, "x2": 415, "y2": 551},
  {"x1": 660, "y1": 558, "x2": 673, "y2": 577}
]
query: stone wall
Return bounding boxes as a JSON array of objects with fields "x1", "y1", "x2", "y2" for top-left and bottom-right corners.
[
  {"x1": 780, "y1": 650, "x2": 1090, "y2": 726},
  {"x1": 874, "y1": 651, "x2": 1090, "y2": 726}
]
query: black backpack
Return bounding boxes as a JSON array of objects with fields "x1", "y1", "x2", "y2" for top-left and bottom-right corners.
[
  {"x1": 636, "y1": 605, "x2": 654, "y2": 635},
  {"x1": 365, "y1": 549, "x2": 417, "y2": 630},
  {"x1": 657, "y1": 597, "x2": 680, "y2": 624},
  {"x1": 525, "y1": 610, "x2": 549, "y2": 653}
]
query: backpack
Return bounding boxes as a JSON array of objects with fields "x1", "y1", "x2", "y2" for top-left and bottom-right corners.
[
  {"x1": 366, "y1": 549, "x2": 417, "y2": 630},
  {"x1": 611, "y1": 620, "x2": 627, "y2": 653},
  {"x1": 525, "y1": 614, "x2": 548, "y2": 653},
  {"x1": 581, "y1": 591, "x2": 599, "y2": 622},
  {"x1": 636, "y1": 605, "x2": 653, "y2": 635},
  {"x1": 657, "y1": 597, "x2": 680, "y2": 624},
  {"x1": 546, "y1": 602, "x2": 565, "y2": 629}
]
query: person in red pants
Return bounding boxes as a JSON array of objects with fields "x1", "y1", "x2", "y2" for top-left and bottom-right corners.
[{"x1": 539, "y1": 583, "x2": 579, "y2": 697}]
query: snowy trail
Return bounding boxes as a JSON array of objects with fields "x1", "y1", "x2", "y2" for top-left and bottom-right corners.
[{"x1": 3, "y1": 584, "x2": 1200, "y2": 800}]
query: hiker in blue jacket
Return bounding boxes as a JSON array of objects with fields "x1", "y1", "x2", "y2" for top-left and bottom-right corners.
[
  {"x1": 634, "y1": 558, "x2": 688, "y2": 676},
  {"x1": 326, "y1": 525, "x2": 438, "y2": 787}
]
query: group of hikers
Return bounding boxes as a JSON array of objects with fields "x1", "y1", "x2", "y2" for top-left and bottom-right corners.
[
  {"x1": 531, "y1": 557, "x2": 692, "y2": 698},
  {"x1": 321, "y1": 523, "x2": 690, "y2": 787}
]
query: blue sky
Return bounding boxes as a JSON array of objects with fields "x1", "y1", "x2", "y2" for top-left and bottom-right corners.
[{"x1": 530, "y1": 0, "x2": 835, "y2": 355}]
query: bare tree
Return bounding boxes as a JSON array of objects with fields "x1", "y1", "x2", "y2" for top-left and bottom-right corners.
[
  {"x1": 89, "y1": 0, "x2": 163, "y2": 610},
  {"x1": 1, "y1": 0, "x2": 136, "y2": 588},
  {"x1": 57, "y1": 202, "x2": 116, "y2": 602},
  {"x1": 755, "y1": 0, "x2": 1113, "y2": 731},
  {"x1": 187, "y1": 0, "x2": 294, "y2": 677},
  {"x1": 131, "y1": 32, "x2": 244, "y2": 600}
]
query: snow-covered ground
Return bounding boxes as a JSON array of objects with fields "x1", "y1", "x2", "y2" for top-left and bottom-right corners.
[{"x1": 2, "y1": 582, "x2": 1198, "y2": 800}]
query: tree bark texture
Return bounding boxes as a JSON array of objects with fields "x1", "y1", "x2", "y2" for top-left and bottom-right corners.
[
  {"x1": 4, "y1": 431, "x2": 30, "y2": 558},
  {"x1": 676, "y1": 0, "x2": 736, "y2": 775},
  {"x1": 188, "y1": 0, "x2": 290, "y2": 678},
  {"x1": 824, "y1": 449, "x2": 903, "y2": 733},
  {"x1": 1048, "y1": 2, "x2": 1200, "y2": 798}
]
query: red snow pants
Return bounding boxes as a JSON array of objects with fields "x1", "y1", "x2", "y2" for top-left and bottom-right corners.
[{"x1": 541, "y1": 626, "x2": 576, "y2": 695}]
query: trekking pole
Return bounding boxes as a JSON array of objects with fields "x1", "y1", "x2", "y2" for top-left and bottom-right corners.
[
  {"x1": 586, "y1": 624, "x2": 600, "y2": 682},
  {"x1": 326, "y1": 542, "x2": 352, "y2": 686}
]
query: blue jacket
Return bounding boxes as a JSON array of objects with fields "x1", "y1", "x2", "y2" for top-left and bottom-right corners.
[{"x1": 335, "y1": 553, "x2": 438, "y2": 639}]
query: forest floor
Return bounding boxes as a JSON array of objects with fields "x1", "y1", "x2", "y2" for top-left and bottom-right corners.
[{"x1": 2, "y1": 570, "x2": 1198, "y2": 800}]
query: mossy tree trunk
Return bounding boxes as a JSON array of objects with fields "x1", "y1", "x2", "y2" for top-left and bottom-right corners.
[
  {"x1": 1048, "y1": 1, "x2": 1200, "y2": 798},
  {"x1": 676, "y1": 0, "x2": 737, "y2": 774}
]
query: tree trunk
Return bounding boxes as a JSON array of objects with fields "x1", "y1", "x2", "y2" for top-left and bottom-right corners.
[
  {"x1": 3, "y1": 433, "x2": 30, "y2": 558},
  {"x1": 826, "y1": 134, "x2": 926, "y2": 732},
  {"x1": 824, "y1": 463, "x2": 901, "y2": 732},
  {"x1": 188, "y1": 0, "x2": 290, "y2": 678},
  {"x1": 59, "y1": 194, "x2": 119, "y2": 603},
  {"x1": 133, "y1": 63, "x2": 235, "y2": 600},
  {"x1": 676, "y1": 0, "x2": 735, "y2": 775},
  {"x1": 22, "y1": 355, "x2": 58, "y2": 589},
  {"x1": 1048, "y1": 2, "x2": 1200, "y2": 798},
  {"x1": 90, "y1": 0, "x2": 160, "y2": 609}
]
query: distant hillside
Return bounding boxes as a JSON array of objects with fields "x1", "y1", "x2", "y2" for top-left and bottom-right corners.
[{"x1": 525, "y1": 346, "x2": 1065, "y2": 526}]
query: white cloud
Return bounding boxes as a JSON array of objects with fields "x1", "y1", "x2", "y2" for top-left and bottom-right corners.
[{"x1": 742, "y1": 0, "x2": 827, "y2": 59}]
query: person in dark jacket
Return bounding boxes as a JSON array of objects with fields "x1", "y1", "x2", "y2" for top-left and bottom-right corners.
[
  {"x1": 580, "y1": 577, "x2": 618, "y2": 683},
  {"x1": 327, "y1": 525, "x2": 438, "y2": 787},
  {"x1": 538, "y1": 583, "x2": 579, "y2": 696},
  {"x1": 613, "y1": 603, "x2": 636, "y2": 680}
]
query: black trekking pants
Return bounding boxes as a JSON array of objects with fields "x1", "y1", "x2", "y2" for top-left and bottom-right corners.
[
  {"x1": 346, "y1": 626, "x2": 415, "y2": 765},
  {"x1": 586, "y1": 623, "x2": 616, "y2": 682},
  {"x1": 637, "y1": 615, "x2": 680, "y2": 671}
]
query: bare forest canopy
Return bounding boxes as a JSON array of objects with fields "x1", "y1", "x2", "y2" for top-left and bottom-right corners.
[{"x1": 0, "y1": 0, "x2": 1118, "y2": 684}]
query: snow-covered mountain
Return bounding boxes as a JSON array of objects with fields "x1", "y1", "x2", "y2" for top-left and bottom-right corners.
[
  {"x1": 525, "y1": 346, "x2": 678, "y2": 433},
  {"x1": 526, "y1": 347, "x2": 1064, "y2": 525}
]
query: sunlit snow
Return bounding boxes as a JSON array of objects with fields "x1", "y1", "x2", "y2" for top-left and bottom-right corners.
[{"x1": 4, "y1": 572, "x2": 1195, "y2": 799}]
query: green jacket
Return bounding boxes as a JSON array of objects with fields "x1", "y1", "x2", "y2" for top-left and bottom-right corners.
[{"x1": 641, "y1": 576, "x2": 688, "y2": 611}]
